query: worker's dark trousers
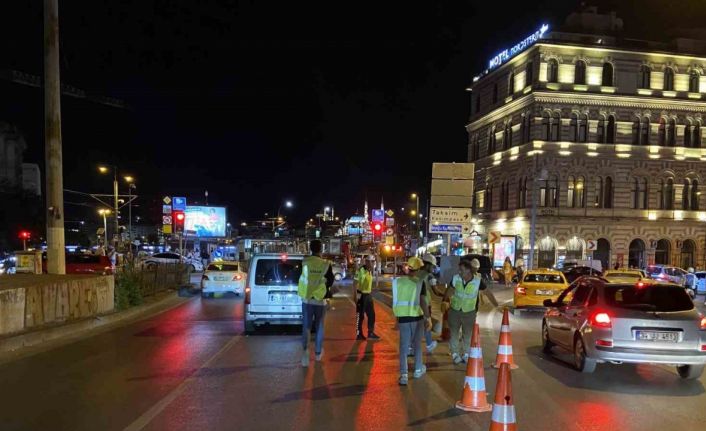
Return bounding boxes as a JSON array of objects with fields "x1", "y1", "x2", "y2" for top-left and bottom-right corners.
[{"x1": 356, "y1": 293, "x2": 375, "y2": 335}]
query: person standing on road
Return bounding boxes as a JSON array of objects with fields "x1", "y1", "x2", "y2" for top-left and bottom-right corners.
[
  {"x1": 443, "y1": 258, "x2": 486, "y2": 364},
  {"x1": 417, "y1": 254, "x2": 440, "y2": 353},
  {"x1": 393, "y1": 257, "x2": 431, "y2": 386},
  {"x1": 354, "y1": 259, "x2": 380, "y2": 340},
  {"x1": 503, "y1": 256, "x2": 514, "y2": 288},
  {"x1": 298, "y1": 239, "x2": 334, "y2": 367}
]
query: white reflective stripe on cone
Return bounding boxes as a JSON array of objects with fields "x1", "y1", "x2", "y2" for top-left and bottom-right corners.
[
  {"x1": 491, "y1": 404, "x2": 516, "y2": 424},
  {"x1": 497, "y1": 345, "x2": 513, "y2": 355},
  {"x1": 464, "y1": 376, "x2": 486, "y2": 391},
  {"x1": 500, "y1": 325, "x2": 510, "y2": 333},
  {"x1": 468, "y1": 347, "x2": 483, "y2": 359}
]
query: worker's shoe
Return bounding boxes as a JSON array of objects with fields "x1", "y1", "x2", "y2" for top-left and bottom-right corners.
[
  {"x1": 398, "y1": 374, "x2": 409, "y2": 386},
  {"x1": 462, "y1": 353, "x2": 469, "y2": 364},
  {"x1": 315, "y1": 348, "x2": 324, "y2": 362},
  {"x1": 301, "y1": 349, "x2": 309, "y2": 368},
  {"x1": 426, "y1": 340, "x2": 438, "y2": 353},
  {"x1": 356, "y1": 333, "x2": 366, "y2": 340},
  {"x1": 413, "y1": 365, "x2": 427, "y2": 379},
  {"x1": 367, "y1": 332, "x2": 380, "y2": 340},
  {"x1": 452, "y1": 353, "x2": 463, "y2": 365}
]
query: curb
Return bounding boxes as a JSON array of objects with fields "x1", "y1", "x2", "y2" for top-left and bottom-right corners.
[{"x1": 0, "y1": 287, "x2": 197, "y2": 363}]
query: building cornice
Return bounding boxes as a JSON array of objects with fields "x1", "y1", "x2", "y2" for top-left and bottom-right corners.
[{"x1": 533, "y1": 91, "x2": 706, "y2": 112}]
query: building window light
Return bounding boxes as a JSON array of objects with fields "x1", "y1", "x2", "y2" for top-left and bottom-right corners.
[
  {"x1": 587, "y1": 151, "x2": 599, "y2": 157},
  {"x1": 674, "y1": 210, "x2": 684, "y2": 221},
  {"x1": 648, "y1": 211, "x2": 658, "y2": 220}
]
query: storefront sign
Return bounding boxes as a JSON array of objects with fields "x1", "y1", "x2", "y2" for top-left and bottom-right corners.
[{"x1": 488, "y1": 24, "x2": 549, "y2": 70}]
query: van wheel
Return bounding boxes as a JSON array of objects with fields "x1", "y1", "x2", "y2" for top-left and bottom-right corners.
[
  {"x1": 677, "y1": 364, "x2": 704, "y2": 380},
  {"x1": 542, "y1": 321, "x2": 554, "y2": 353},
  {"x1": 244, "y1": 319, "x2": 255, "y2": 335},
  {"x1": 573, "y1": 335, "x2": 597, "y2": 373}
]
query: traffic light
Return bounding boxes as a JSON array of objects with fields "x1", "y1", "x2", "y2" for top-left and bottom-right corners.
[
  {"x1": 372, "y1": 222, "x2": 383, "y2": 240},
  {"x1": 18, "y1": 231, "x2": 31, "y2": 240},
  {"x1": 173, "y1": 210, "x2": 185, "y2": 233}
]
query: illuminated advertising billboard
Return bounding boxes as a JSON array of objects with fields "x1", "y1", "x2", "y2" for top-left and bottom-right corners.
[
  {"x1": 184, "y1": 206, "x2": 227, "y2": 237},
  {"x1": 493, "y1": 235, "x2": 517, "y2": 268}
]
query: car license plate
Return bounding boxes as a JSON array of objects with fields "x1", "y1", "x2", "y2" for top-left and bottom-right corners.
[
  {"x1": 269, "y1": 293, "x2": 298, "y2": 304},
  {"x1": 214, "y1": 276, "x2": 229, "y2": 281},
  {"x1": 635, "y1": 330, "x2": 678, "y2": 342},
  {"x1": 536, "y1": 290, "x2": 554, "y2": 295}
]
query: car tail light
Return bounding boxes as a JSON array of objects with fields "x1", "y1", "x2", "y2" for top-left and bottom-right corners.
[
  {"x1": 232, "y1": 274, "x2": 242, "y2": 281},
  {"x1": 590, "y1": 311, "x2": 612, "y2": 328},
  {"x1": 595, "y1": 339, "x2": 613, "y2": 347},
  {"x1": 281, "y1": 253, "x2": 288, "y2": 261},
  {"x1": 636, "y1": 281, "x2": 646, "y2": 288},
  {"x1": 701, "y1": 345, "x2": 706, "y2": 351},
  {"x1": 699, "y1": 315, "x2": 706, "y2": 330},
  {"x1": 202, "y1": 274, "x2": 209, "y2": 281},
  {"x1": 515, "y1": 286, "x2": 526, "y2": 295}
]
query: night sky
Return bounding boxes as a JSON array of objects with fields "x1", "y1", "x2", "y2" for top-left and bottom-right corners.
[{"x1": 1, "y1": 0, "x2": 705, "y2": 225}]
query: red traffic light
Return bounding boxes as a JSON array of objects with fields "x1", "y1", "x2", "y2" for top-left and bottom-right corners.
[
  {"x1": 173, "y1": 210, "x2": 185, "y2": 233},
  {"x1": 175, "y1": 212, "x2": 185, "y2": 222},
  {"x1": 18, "y1": 230, "x2": 31, "y2": 240},
  {"x1": 373, "y1": 223, "x2": 382, "y2": 232}
]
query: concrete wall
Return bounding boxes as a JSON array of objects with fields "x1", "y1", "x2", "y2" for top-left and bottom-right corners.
[{"x1": 0, "y1": 275, "x2": 114, "y2": 336}]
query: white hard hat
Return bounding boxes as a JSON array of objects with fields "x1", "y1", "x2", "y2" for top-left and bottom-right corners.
[
  {"x1": 422, "y1": 253, "x2": 437, "y2": 267},
  {"x1": 470, "y1": 258, "x2": 480, "y2": 269}
]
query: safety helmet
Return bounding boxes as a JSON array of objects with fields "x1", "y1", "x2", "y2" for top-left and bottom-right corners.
[
  {"x1": 421, "y1": 253, "x2": 437, "y2": 267},
  {"x1": 470, "y1": 258, "x2": 480, "y2": 269},
  {"x1": 407, "y1": 256, "x2": 424, "y2": 270}
]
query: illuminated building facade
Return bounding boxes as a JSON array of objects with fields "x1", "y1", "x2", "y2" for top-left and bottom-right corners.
[{"x1": 467, "y1": 8, "x2": 706, "y2": 270}]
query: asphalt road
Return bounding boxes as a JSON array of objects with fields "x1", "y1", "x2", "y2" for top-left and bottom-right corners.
[{"x1": 1, "y1": 276, "x2": 705, "y2": 431}]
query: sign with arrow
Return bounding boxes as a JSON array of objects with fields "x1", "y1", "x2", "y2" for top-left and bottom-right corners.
[
  {"x1": 489, "y1": 231, "x2": 501, "y2": 244},
  {"x1": 429, "y1": 207, "x2": 472, "y2": 234},
  {"x1": 586, "y1": 239, "x2": 597, "y2": 251}
]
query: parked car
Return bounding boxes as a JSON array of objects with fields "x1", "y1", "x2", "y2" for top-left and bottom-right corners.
[
  {"x1": 602, "y1": 269, "x2": 648, "y2": 283},
  {"x1": 542, "y1": 277, "x2": 706, "y2": 379},
  {"x1": 513, "y1": 268, "x2": 569, "y2": 313},
  {"x1": 201, "y1": 261, "x2": 246, "y2": 297},
  {"x1": 141, "y1": 252, "x2": 203, "y2": 272},
  {"x1": 562, "y1": 265, "x2": 602, "y2": 283},
  {"x1": 42, "y1": 253, "x2": 114, "y2": 275},
  {"x1": 646, "y1": 265, "x2": 687, "y2": 286},
  {"x1": 244, "y1": 253, "x2": 304, "y2": 333}
]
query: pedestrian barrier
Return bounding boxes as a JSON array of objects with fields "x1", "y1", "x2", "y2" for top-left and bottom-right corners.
[
  {"x1": 455, "y1": 323, "x2": 492, "y2": 412},
  {"x1": 489, "y1": 362, "x2": 517, "y2": 431},
  {"x1": 492, "y1": 308, "x2": 518, "y2": 369}
]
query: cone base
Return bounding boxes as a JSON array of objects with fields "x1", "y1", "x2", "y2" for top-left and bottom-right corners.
[
  {"x1": 455, "y1": 401, "x2": 493, "y2": 412},
  {"x1": 492, "y1": 363, "x2": 519, "y2": 369}
]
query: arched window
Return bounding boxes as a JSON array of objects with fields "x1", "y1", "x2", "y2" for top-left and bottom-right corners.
[
  {"x1": 606, "y1": 115, "x2": 616, "y2": 144},
  {"x1": 575, "y1": 60, "x2": 586, "y2": 84},
  {"x1": 504, "y1": 122, "x2": 512, "y2": 150},
  {"x1": 683, "y1": 179, "x2": 691, "y2": 210},
  {"x1": 570, "y1": 114, "x2": 578, "y2": 142},
  {"x1": 689, "y1": 70, "x2": 700, "y2": 93},
  {"x1": 576, "y1": 176, "x2": 585, "y2": 207},
  {"x1": 632, "y1": 177, "x2": 648, "y2": 209},
  {"x1": 594, "y1": 177, "x2": 603, "y2": 208},
  {"x1": 541, "y1": 112, "x2": 551, "y2": 140},
  {"x1": 602, "y1": 62, "x2": 614, "y2": 86},
  {"x1": 632, "y1": 119, "x2": 640, "y2": 145},
  {"x1": 597, "y1": 116, "x2": 605, "y2": 143},
  {"x1": 692, "y1": 180, "x2": 699, "y2": 210},
  {"x1": 578, "y1": 114, "x2": 588, "y2": 142},
  {"x1": 604, "y1": 176, "x2": 613, "y2": 208},
  {"x1": 551, "y1": 112, "x2": 561, "y2": 141},
  {"x1": 641, "y1": 117, "x2": 650, "y2": 145},
  {"x1": 684, "y1": 121, "x2": 692, "y2": 148},
  {"x1": 508, "y1": 71, "x2": 515, "y2": 95},
  {"x1": 639, "y1": 65, "x2": 651, "y2": 89},
  {"x1": 658, "y1": 118, "x2": 666, "y2": 146},
  {"x1": 664, "y1": 67, "x2": 675, "y2": 91},
  {"x1": 667, "y1": 118, "x2": 676, "y2": 146},
  {"x1": 661, "y1": 178, "x2": 674, "y2": 209},
  {"x1": 694, "y1": 122, "x2": 701, "y2": 148},
  {"x1": 547, "y1": 59, "x2": 559, "y2": 83},
  {"x1": 567, "y1": 176, "x2": 575, "y2": 207},
  {"x1": 492, "y1": 83, "x2": 498, "y2": 104}
]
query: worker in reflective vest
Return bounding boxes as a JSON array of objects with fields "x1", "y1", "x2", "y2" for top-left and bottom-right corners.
[
  {"x1": 442, "y1": 258, "x2": 486, "y2": 365},
  {"x1": 297, "y1": 239, "x2": 334, "y2": 368},
  {"x1": 354, "y1": 259, "x2": 379, "y2": 340},
  {"x1": 393, "y1": 256, "x2": 431, "y2": 386}
]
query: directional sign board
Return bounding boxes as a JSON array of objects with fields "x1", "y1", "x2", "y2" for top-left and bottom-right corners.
[
  {"x1": 489, "y1": 231, "x2": 501, "y2": 244},
  {"x1": 172, "y1": 197, "x2": 187, "y2": 211},
  {"x1": 586, "y1": 239, "x2": 597, "y2": 251},
  {"x1": 429, "y1": 207, "x2": 472, "y2": 234},
  {"x1": 371, "y1": 209, "x2": 384, "y2": 222},
  {"x1": 429, "y1": 224, "x2": 463, "y2": 234}
]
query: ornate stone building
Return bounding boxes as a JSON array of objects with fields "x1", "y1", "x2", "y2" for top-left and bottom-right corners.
[{"x1": 466, "y1": 9, "x2": 706, "y2": 270}]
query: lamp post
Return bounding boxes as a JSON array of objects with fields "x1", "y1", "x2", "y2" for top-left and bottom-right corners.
[
  {"x1": 98, "y1": 209, "x2": 111, "y2": 246},
  {"x1": 124, "y1": 176, "x2": 135, "y2": 244},
  {"x1": 411, "y1": 193, "x2": 420, "y2": 236},
  {"x1": 98, "y1": 165, "x2": 120, "y2": 247}
]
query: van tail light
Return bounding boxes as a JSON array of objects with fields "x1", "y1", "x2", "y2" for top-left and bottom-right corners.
[
  {"x1": 590, "y1": 311, "x2": 612, "y2": 329},
  {"x1": 245, "y1": 285, "x2": 251, "y2": 304},
  {"x1": 595, "y1": 339, "x2": 613, "y2": 347},
  {"x1": 232, "y1": 274, "x2": 243, "y2": 281},
  {"x1": 515, "y1": 286, "x2": 526, "y2": 295}
]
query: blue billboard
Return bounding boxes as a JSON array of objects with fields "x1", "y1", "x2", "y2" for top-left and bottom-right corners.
[{"x1": 184, "y1": 206, "x2": 227, "y2": 237}]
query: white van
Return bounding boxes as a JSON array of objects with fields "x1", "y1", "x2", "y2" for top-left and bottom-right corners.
[{"x1": 244, "y1": 253, "x2": 304, "y2": 333}]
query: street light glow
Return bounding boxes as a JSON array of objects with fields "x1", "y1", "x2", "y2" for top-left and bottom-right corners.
[
  {"x1": 98, "y1": 209, "x2": 111, "y2": 215},
  {"x1": 285, "y1": 201, "x2": 293, "y2": 208},
  {"x1": 410, "y1": 210, "x2": 417, "y2": 216},
  {"x1": 324, "y1": 206, "x2": 331, "y2": 212},
  {"x1": 411, "y1": 193, "x2": 417, "y2": 199},
  {"x1": 98, "y1": 166, "x2": 109, "y2": 174},
  {"x1": 124, "y1": 175, "x2": 134, "y2": 183}
]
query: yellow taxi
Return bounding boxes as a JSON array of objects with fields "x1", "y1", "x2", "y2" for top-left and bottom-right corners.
[
  {"x1": 513, "y1": 268, "x2": 569, "y2": 312},
  {"x1": 602, "y1": 268, "x2": 649, "y2": 283}
]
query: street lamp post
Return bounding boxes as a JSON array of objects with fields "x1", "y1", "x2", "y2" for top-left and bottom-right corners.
[
  {"x1": 99, "y1": 165, "x2": 120, "y2": 248},
  {"x1": 98, "y1": 209, "x2": 111, "y2": 246},
  {"x1": 125, "y1": 176, "x2": 135, "y2": 245},
  {"x1": 411, "y1": 193, "x2": 420, "y2": 236}
]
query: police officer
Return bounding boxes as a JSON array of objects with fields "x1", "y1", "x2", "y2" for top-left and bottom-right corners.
[
  {"x1": 298, "y1": 240, "x2": 334, "y2": 368},
  {"x1": 354, "y1": 258, "x2": 380, "y2": 340},
  {"x1": 393, "y1": 256, "x2": 431, "y2": 386},
  {"x1": 442, "y1": 258, "x2": 486, "y2": 364}
]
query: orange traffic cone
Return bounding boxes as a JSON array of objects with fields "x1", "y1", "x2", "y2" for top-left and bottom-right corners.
[
  {"x1": 492, "y1": 308, "x2": 518, "y2": 369},
  {"x1": 489, "y1": 363, "x2": 517, "y2": 430},
  {"x1": 455, "y1": 323, "x2": 492, "y2": 412}
]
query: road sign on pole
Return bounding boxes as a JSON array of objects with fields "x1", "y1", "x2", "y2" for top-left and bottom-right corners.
[
  {"x1": 586, "y1": 239, "x2": 597, "y2": 251},
  {"x1": 428, "y1": 207, "x2": 472, "y2": 234},
  {"x1": 172, "y1": 197, "x2": 187, "y2": 211},
  {"x1": 489, "y1": 231, "x2": 501, "y2": 244}
]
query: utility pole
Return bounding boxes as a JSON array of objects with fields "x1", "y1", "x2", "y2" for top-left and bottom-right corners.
[
  {"x1": 113, "y1": 168, "x2": 119, "y2": 248},
  {"x1": 44, "y1": 0, "x2": 66, "y2": 274}
]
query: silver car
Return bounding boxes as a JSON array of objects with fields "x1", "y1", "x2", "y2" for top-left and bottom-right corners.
[{"x1": 542, "y1": 277, "x2": 706, "y2": 379}]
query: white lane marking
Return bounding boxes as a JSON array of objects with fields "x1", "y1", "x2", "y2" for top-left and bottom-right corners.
[{"x1": 123, "y1": 335, "x2": 243, "y2": 431}]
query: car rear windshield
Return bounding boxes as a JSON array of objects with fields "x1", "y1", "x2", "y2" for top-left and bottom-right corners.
[
  {"x1": 646, "y1": 266, "x2": 662, "y2": 276},
  {"x1": 604, "y1": 285, "x2": 694, "y2": 312},
  {"x1": 523, "y1": 274, "x2": 564, "y2": 283},
  {"x1": 207, "y1": 263, "x2": 238, "y2": 271},
  {"x1": 255, "y1": 259, "x2": 302, "y2": 286},
  {"x1": 66, "y1": 254, "x2": 102, "y2": 264}
]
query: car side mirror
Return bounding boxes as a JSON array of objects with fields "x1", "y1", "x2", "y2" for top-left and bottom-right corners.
[{"x1": 543, "y1": 299, "x2": 555, "y2": 307}]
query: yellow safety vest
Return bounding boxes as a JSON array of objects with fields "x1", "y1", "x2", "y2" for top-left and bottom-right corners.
[
  {"x1": 450, "y1": 274, "x2": 480, "y2": 312},
  {"x1": 356, "y1": 268, "x2": 373, "y2": 294},
  {"x1": 392, "y1": 276, "x2": 423, "y2": 318},
  {"x1": 297, "y1": 256, "x2": 330, "y2": 301}
]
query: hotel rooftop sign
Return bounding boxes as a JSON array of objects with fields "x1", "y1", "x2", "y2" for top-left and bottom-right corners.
[{"x1": 488, "y1": 24, "x2": 549, "y2": 70}]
